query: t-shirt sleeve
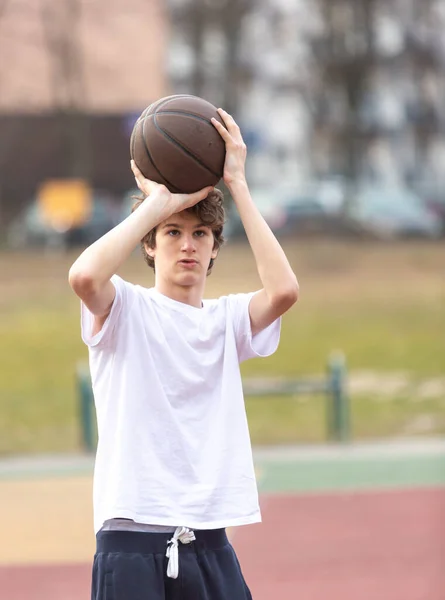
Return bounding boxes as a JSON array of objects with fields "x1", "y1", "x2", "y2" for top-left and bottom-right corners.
[
  {"x1": 80, "y1": 274, "x2": 130, "y2": 348},
  {"x1": 227, "y1": 291, "x2": 282, "y2": 363}
]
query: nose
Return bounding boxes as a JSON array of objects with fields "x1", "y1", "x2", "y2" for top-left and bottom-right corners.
[{"x1": 180, "y1": 234, "x2": 196, "y2": 253}]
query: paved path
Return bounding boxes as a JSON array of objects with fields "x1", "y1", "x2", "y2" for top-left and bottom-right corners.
[{"x1": 1, "y1": 438, "x2": 444, "y2": 486}]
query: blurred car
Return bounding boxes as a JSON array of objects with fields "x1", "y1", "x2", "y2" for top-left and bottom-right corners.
[
  {"x1": 225, "y1": 180, "x2": 351, "y2": 239},
  {"x1": 65, "y1": 193, "x2": 120, "y2": 246},
  {"x1": 225, "y1": 187, "x2": 287, "y2": 240},
  {"x1": 347, "y1": 184, "x2": 442, "y2": 239},
  {"x1": 7, "y1": 192, "x2": 119, "y2": 249},
  {"x1": 414, "y1": 181, "x2": 445, "y2": 236},
  {"x1": 278, "y1": 179, "x2": 347, "y2": 235}
]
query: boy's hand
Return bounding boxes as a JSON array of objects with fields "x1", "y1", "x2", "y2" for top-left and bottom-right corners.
[
  {"x1": 131, "y1": 160, "x2": 214, "y2": 212},
  {"x1": 211, "y1": 109, "x2": 247, "y2": 188}
]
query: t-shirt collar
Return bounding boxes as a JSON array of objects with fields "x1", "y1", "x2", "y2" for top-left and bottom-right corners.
[{"x1": 149, "y1": 287, "x2": 205, "y2": 313}]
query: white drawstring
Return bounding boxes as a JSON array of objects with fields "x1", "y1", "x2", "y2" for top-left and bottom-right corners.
[{"x1": 166, "y1": 526, "x2": 196, "y2": 579}]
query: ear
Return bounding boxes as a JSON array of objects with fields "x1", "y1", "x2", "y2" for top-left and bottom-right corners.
[
  {"x1": 211, "y1": 247, "x2": 219, "y2": 260},
  {"x1": 144, "y1": 242, "x2": 155, "y2": 258}
]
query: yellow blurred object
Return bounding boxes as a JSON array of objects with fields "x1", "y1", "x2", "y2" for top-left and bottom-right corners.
[{"x1": 38, "y1": 179, "x2": 92, "y2": 232}]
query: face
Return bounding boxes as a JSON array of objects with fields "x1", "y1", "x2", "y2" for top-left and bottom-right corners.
[{"x1": 145, "y1": 211, "x2": 218, "y2": 288}]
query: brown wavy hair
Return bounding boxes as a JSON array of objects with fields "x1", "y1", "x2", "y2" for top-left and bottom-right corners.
[{"x1": 132, "y1": 188, "x2": 226, "y2": 274}]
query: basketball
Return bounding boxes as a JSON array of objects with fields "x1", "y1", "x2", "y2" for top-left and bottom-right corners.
[{"x1": 130, "y1": 95, "x2": 226, "y2": 193}]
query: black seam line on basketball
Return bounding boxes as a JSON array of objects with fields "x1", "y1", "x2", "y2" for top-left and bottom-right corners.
[
  {"x1": 141, "y1": 120, "x2": 181, "y2": 193},
  {"x1": 130, "y1": 126, "x2": 137, "y2": 159},
  {"x1": 155, "y1": 122, "x2": 220, "y2": 179},
  {"x1": 140, "y1": 96, "x2": 185, "y2": 192},
  {"x1": 153, "y1": 115, "x2": 221, "y2": 179},
  {"x1": 138, "y1": 110, "x2": 214, "y2": 127},
  {"x1": 136, "y1": 96, "x2": 194, "y2": 189},
  {"x1": 136, "y1": 95, "x2": 193, "y2": 124}
]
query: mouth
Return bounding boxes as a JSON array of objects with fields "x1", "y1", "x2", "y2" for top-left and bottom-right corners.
[{"x1": 178, "y1": 259, "x2": 199, "y2": 267}]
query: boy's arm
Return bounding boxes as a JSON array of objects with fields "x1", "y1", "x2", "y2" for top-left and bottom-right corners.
[
  {"x1": 68, "y1": 162, "x2": 213, "y2": 323},
  {"x1": 212, "y1": 110, "x2": 299, "y2": 336},
  {"x1": 229, "y1": 180, "x2": 299, "y2": 334}
]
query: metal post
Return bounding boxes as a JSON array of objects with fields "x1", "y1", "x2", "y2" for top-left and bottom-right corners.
[
  {"x1": 76, "y1": 362, "x2": 95, "y2": 452},
  {"x1": 327, "y1": 352, "x2": 350, "y2": 442}
]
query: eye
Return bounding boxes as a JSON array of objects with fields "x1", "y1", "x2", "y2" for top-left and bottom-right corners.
[
  {"x1": 168, "y1": 229, "x2": 180, "y2": 236},
  {"x1": 194, "y1": 230, "x2": 207, "y2": 237}
]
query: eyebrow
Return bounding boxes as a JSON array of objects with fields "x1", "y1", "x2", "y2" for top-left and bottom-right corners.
[{"x1": 162, "y1": 222, "x2": 209, "y2": 229}]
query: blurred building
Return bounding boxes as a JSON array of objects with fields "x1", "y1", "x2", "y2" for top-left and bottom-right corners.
[
  {"x1": 0, "y1": 0, "x2": 169, "y2": 225},
  {"x1": 167, "y1": 0, "x2": 322, "y2": 187},
  {"x1": 0, "y1": 0, "x2": 168, "y2": 113},
  {"x1": 312, "y1": 0, "x2": 445, "y2": 196},
  {"x1": 167, "y1": 0, "x2": 445, "y2": 197}
]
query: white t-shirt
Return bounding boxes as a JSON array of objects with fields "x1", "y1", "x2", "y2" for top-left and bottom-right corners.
[{"x1": 81, "y1": 275, "x2": 281, "y2": 534}]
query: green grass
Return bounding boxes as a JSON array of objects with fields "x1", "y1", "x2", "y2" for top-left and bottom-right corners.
[
  {"x1": 243, "y1": 301, "x2": 444, "y2": 378},
  {"x1": 0, "y1": 241, "x2": 444, "y2": 454},
  {"x1": 0, "y1": 303, "x2": 83, "y2": 454},
  {"x1": 246, "y1": 393, "x2": 445, "y2": 445}
]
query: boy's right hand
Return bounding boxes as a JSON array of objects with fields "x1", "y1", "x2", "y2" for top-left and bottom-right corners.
[{"x1": 131, "y1": 160, "x2": 214, "y2": 213}]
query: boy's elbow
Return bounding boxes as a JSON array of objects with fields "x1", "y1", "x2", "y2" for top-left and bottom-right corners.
[
  {"x1": 272, "y1": 277, "x2": 299, "y2": 311},
  {"x1": 68, "y1": 266, "x2": 95, "y2": 296},
  {"x1": 283, "y1": 279, "x2": 300, "y2": 307}
]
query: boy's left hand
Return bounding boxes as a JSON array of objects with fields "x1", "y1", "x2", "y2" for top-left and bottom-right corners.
[{"x1": 211, "y1": 109, "x2": 247, "y2": 188}]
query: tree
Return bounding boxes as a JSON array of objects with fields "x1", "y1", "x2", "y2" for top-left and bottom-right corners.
[
  {"x1": 40, "y1": 0, "x2": 89, "y2": 179},
  {"x1": 167, "y1": 0, "x2": 252, "y2": 115},
  {"x1": 314, "y1": 0, "x2": 378, "y2": 188},
  {"x1": 313, "y1": 0, "x2": 443, "y2": 191}
]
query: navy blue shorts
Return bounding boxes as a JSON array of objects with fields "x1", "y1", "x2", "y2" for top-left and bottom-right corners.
[{"x1": 91, "y1": 528, "x2": 253, "y2": 600}]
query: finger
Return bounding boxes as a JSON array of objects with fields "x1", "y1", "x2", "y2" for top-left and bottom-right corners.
[
  {"x1": 216, "y1": 108, "x2": 234, "y2": 133},
  {"x1": 217, "y1": 108, "x2": 240, "y2": 131},
  {"x1": 131, "y1": 159, "x2": 142, "y2": 176},
  {"x1": 211, "y1": 117, "x2": 233, "y2": 143},
  {"x1": 217, "y1": 109, "x2": 244, "y2": 143},
  {"x1": 131, "y1": 162, "x2": 159, "y2": 195},
  {"x1": 186, "y1": 186, "x2": 215, "y2": 203},
  {"x1": 134, "y1": 175, "x2": 157, "y2": 196},
  {"x1": 140, "y1": 179, "x2": 160, "y2": 195},
  {"x1": 131, "y1": 162, "x2": 146, "y2": 185}
]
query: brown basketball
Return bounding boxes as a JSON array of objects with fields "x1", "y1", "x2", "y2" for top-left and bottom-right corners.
[{"x1": 130, "y1": 95, "x2": 226, "y2": 193}]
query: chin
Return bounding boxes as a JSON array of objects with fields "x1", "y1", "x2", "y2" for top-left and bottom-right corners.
[{"x1": 174, "y1": 273, "x2": 202, "y2": 287}]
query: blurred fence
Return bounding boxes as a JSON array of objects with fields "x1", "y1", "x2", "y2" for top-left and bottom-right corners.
[{"x1": 76, "y1": 352, "x2": 350, "y2": 453}]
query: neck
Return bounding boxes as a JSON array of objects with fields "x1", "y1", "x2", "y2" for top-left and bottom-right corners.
[{"x1": 154, "y1": 277, "x2": 204, "y2": 309}]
